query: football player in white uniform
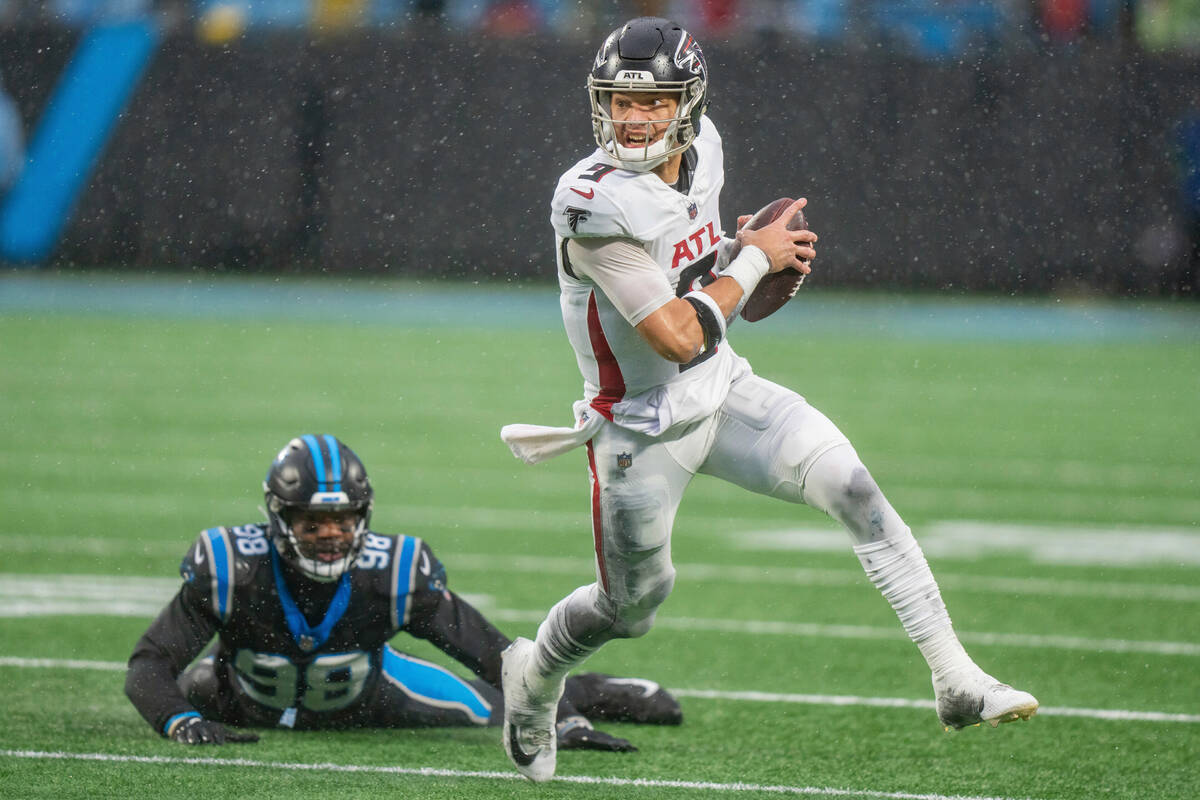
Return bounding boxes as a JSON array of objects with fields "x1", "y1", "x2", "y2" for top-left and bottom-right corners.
[{"x1": 499, "y1": 17, "x2": 1039, "y2": 782}]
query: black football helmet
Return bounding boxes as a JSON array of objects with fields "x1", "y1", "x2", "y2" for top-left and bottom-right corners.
[
  {"x1": 588, "y1": 17, "x2": 709, "y2": 171},
  {"x1": 263, "y1": 435, "x2": 373, "y2": 582}
]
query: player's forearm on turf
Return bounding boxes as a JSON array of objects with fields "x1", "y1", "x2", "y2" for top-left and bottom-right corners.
[
  {"x1": 125, "y1": 589, "x2": 219, "y2": 733},
  {"x1": 125, "y1": 648, "x2": 197, "y2": 733}
]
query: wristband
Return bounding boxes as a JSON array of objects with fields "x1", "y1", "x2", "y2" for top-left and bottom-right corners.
[
  {"x1": 720, "y1": 245, "x2": 770, "y2": 297},
  {"x1": 164, "y1": 711, "x2": 201, "y2": 738}
]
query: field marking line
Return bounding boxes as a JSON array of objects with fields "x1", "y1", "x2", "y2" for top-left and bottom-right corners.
[
  {"x1": 450, "y1": 556, "x2": 1200, "y2": 603},
  {"x1": 7, "y1": 539, "x2": 1200, "y2": 605},
  {"x1": 485, "y1": 610, "x2": 1200, "y2": 657},
  {"x1": 0, "y1": 656, "x2": 125, "y2": 671},
  {"x1": 0, "y1": 748, "x2": 1042, "y2": 799},
  {"x1": 2, "y1": 570, "x2": 1197, "y2": 655},
  {"x1": 668, "y1": 690, "x2": 1200, "y2": 724},
  {"x1": 2, "y1": 656, "x2": 1196, "y2": 724}
]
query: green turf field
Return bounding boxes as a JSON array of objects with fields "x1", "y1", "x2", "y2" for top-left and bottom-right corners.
[{"x1": 1, "y1": 273, "x2": 1198, "y2": 799}]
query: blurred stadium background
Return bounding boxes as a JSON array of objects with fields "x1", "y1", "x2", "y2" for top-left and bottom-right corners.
[
  {"x1": 1, "y1": 2, "x2": 1199, "y2": 799},
  {"x1": 0, "y1": 0, "x2": 1197, "y2": 293}
]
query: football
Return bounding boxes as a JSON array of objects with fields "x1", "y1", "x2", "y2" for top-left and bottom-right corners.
[{"x1": 729, "y1": 197, "x2": 809, "y2": 322}]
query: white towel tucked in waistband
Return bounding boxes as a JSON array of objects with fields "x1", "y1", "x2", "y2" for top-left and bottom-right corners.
[{"x1": 500, "y1": 406, "x2": 605, "y2": 465}]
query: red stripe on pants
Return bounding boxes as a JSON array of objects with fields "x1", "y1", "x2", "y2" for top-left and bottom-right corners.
[
  {"x1": 585, "y1": 439, "x2": 609, "y2": 593},
  {"x1": 586, "y1": 291, "x2": 625, "y2": 421}
]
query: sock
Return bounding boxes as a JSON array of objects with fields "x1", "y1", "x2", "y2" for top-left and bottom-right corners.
[
  {"x1": 853, "y1": 529, "x2": 976, "y2": 681},
  {"x1": 528, "y1": 586, "x2": 599, "y2": 699}
]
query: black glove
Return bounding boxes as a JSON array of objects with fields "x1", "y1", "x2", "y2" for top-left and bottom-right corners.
[
  {"x1": 170, "y1": 716, "x2": 259, "y2": 745},
  {"x1": 555, "y1": 715, "x2": 636, "y2": 752}
]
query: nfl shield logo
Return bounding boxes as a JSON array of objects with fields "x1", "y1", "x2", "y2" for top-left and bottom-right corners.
[
  {"x1": 617, "y1": 452, "x2": 633, "y2": 470},
  {"x1": 298, "y1": 634, "x2": 316, "y2": 652},
  {"x1": 687, "y1": 201, "x2": 698, "y2": 220}
]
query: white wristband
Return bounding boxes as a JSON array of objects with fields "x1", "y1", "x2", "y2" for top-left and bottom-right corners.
[{"x1": 720, "y1": 245, "x2": 770, "y2": 297}]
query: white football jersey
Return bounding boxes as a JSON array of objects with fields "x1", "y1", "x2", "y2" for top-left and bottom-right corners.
[{"x1": 549, "y1": 117, "x2": 749, "y2": 436}]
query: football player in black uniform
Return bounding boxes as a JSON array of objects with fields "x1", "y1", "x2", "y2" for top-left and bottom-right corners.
[{"x1": 125, "y1": 434, "x2": 680, "y2": 749}]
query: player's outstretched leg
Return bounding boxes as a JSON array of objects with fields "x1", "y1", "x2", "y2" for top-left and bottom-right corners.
[
  {"x1": 501, "y1": 637, "x2": 563, "y2": 783},
  {"x1": 565, "y1": 673, "x2": 683, "y2": 725},
  {"x1": 803, "y1": 444, "x2": 1039, "y2": 730}
]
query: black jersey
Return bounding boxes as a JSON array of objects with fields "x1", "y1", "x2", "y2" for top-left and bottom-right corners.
[{"x1": 125, "y1": 523, "x2": 510, "y2": 734}]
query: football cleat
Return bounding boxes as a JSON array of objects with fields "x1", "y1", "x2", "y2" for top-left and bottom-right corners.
[
  {"x1": 502, "y1": 637, "x2": 562, "y2": 783},
  {"x1": 568, "y1": 673, "x2": 683, "y2": 725},
  {"x1": 933, "y1": 669, "x2": 1039, "y2": 731}
]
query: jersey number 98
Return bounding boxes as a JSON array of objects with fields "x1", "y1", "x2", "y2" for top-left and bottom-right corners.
[{"x1": 233, "y1": 649, "x2": 371, "y2": 711}]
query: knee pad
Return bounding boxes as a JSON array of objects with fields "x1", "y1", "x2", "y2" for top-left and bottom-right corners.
[
  {"x1": 609, "y1": 569, "x2": 676, "y2": 639},
  {"x1": 177, "y1": 656, "x2": 222, "y2": 717},
  {"x1": 804, "y1": 447, "x2": 910, "y2": 545}
]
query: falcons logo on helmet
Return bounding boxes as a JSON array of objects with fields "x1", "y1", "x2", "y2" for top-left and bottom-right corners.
[{"x1": 673, "y1": 31, "x2": 707, "y2": 82}]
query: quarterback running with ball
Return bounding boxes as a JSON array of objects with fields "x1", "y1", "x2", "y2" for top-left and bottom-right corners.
[{"x1": 499, "y1": 17, "x2": 1038, "y2": 782}]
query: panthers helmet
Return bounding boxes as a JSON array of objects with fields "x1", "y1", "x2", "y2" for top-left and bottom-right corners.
[
  {"x1": 263, "y1": 434, "x2": 373, "y2": 582},
  {"x1": 588, "y1": 17, "x2": 709, "y2": 171}
]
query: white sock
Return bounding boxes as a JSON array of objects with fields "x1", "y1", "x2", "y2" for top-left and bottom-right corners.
[
  {"x1": 528, "y1": 586, "x2": 598, "y2": 698},
  {"x1": 853, "y1": 530, "x2": 976, "y2": 680}
]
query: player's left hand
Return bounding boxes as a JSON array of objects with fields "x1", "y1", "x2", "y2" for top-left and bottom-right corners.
[
  {"x1": 170, "y1": 716, "x2": 260, "y2": 745},
  {"x1": 556, "y1": 715, "x2": 637, "y2": 752}
]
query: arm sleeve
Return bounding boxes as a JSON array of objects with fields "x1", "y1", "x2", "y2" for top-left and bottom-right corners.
[
  {"x1": 565, "y1": 237, "x2": 676, "y2": 327},
  {"x1": 124, "y1": 581, "x2": 220, "y2": 735}
]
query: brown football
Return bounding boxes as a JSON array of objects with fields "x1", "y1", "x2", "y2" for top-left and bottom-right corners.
[{"x1": 728, "y1": 197, "x2": 808, "y2": 322}]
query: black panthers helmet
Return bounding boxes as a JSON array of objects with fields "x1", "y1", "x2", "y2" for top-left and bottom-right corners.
[
  {"x1": 588, "y1": 17, "x2": 709, "y2": 170},
  {"x1": 263, "y1": 435, "x2": 373, "y2": 582}
]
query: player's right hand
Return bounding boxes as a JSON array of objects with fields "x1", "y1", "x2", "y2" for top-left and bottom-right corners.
[
  {"x1": 735, "y1": 198, "x2": 816, "y2": 274},
  {"x1": 171, "y1": 716, "x2": 260, "y2": 745},
  {"x1": 556, "y1": 715, "x2": 637, "y2": 752}
]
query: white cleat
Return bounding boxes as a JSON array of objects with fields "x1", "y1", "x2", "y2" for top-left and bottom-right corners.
[
  {"x1": 501, "y1": 637, "x2": 562, "y2": 783},
  {"x1": 933, "y1": 669, "x2": 1039, "y2": 731}
]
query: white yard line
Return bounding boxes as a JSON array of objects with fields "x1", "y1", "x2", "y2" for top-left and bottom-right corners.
[
  {"x1": 2, "y1": 656, "x2": 1196, "y2": 724},
  {"x1": 6, "y1": 535, "x2": 1200, "y2": 607},
  {"x1": 5, "y1": 513, "x2": 1200, "y2": 567},
  {"x1": 483, "y1": 610, "x2": 1200, "y2": 657},
  {"x1": 2, "y1": 573, "x2": 1195, "y2": 656},
  {"x1": 449, "y1": 556, "x2": 1200, "y2": 603},
  {"x1": 668, "y1": 689, "x2": 1200, "y2": 724},
  {"x1": 0, "y1": 748, "x2": 1043, "y2": 799}
]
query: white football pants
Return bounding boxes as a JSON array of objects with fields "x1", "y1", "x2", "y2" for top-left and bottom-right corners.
[{"x1": 533, "y1": 370, "x2": 921, "y2": 668}]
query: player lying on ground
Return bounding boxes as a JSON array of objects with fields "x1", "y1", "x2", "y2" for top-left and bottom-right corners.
[
  {"x1": 125, "y1": 434, "x2": 680, "y2": 748},
  {"x1": 497, "y1": 16, "x2": 1038, "y2": 782}
]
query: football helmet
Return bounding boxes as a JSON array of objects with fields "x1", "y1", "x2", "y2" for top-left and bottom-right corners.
[
  {"x1": 263, "y1": 434, "x2": 373, "y2": 582},
  {"x1": 588, "y1": 17, "x2": 709, "y2": 171}
]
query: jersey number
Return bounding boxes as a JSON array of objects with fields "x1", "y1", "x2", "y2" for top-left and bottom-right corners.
[
  {"x1": 675, "y1": 252, "x2": 719, "y2": 298},
  {"x1": 232, "y1": 525, "x2": 268, "y2": 556},
  {"x1": 356, "y1": 533, "x2": 391, "y2": 570},
  {"x1": 233, "y1": 649, "x2": 371, "y2": 711},
  {"x1": 577, "y1": 163, "x2": 617, "y2": 182}
]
